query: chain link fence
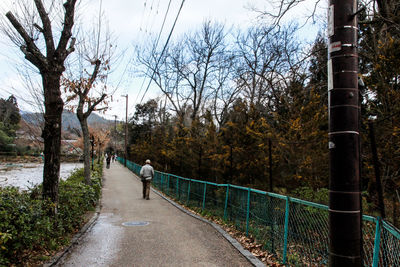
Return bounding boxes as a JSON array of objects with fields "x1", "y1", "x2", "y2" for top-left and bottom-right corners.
[{"x1": 118, "y1": 158, "x2": 400, "y2": 266}]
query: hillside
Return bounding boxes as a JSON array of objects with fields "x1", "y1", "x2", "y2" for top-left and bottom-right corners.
[{"x1": 21, "y1": 110, "x2": 112, "y2": 132}]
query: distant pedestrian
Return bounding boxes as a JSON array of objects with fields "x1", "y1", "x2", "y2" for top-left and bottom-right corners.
[
  {"x1": 112, "y1": 154, "x2": 115, "y2": 163},
  {"x1": 140, "y1": 159, "x2": 154, "y2": 200},
  {"x1": 106, "y1": 154, "x2": 111, "y2": 169}
]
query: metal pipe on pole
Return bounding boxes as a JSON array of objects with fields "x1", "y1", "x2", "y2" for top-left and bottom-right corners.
[{"x1": 328, "y1": 0, "x2": 362, "y2": 266}]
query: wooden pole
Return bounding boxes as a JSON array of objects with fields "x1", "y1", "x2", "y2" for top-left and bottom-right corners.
[{"x1": 328, "y1": 0, "x2": 362, "y2": 265}]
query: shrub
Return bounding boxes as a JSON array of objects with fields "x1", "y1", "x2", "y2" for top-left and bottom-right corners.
[
  {"x1": 291, "y1": 186, "x2": 329, "y2": 205},
  {"x1": 0, "y1": 161, "x2": 103, "y2": 265}
]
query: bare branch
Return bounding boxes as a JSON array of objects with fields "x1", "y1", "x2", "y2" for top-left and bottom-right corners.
[
  {"x1": 5, "y1": 11, "x2": 46, "y2": 69},
  {"x1": 85, "y1": 93, "x2": 107, "y2": 117},
  {"x1": 33, "y1": 0, "x2": 55, "y2": 55},
  {"x1": 56, "y1": 0, "x2": 77, "y2": 61},
  {"x1": 33, "y1": 23, "x2": 43, "y2": 32},
  {"x1": 67, "y1": 37, "x2": 76, "y2": 54},
  {"x1": 88, "y1": 59, "x2": 101, "y2": 86}
]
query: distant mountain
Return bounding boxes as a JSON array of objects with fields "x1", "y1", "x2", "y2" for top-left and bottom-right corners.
[
  {"x1": 62, "y1": 110, "x2": 112, "y2": 130},
  {"x1": 20, "y1": 111, "x2": 44, "y2": 126},
  {"x1": 21, "y1": 110, "x2": 112, "y2": 131}
]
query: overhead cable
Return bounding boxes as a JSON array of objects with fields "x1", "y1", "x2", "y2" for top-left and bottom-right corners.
[{"x1": 139, "y1": 0, "x2": 186, "y2": 104}]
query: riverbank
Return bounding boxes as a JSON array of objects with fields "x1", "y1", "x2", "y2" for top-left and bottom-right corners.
[{"x1": 0, "y1": 154, "x2": 82, "y2": 163}]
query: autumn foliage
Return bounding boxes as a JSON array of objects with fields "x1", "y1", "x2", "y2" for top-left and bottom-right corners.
[{"x1": 128, "y1": 17, "x2": 400, "y2": 228}]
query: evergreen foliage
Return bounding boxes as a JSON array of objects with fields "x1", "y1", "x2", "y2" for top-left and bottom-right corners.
[{"x1": 0, "y1": 95, "x2": 21, "y2": 149}]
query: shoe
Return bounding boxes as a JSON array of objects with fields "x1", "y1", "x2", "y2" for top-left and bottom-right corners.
[{"x1": 146, "y1": 197, "x2": 150, "y2": 200}]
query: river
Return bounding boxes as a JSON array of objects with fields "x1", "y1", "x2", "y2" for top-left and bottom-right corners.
[{"x1": 0, "y1": 162, "x2": 83, "y2": 190}]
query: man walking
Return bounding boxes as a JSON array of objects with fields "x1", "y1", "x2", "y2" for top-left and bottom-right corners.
[{"x1": 140, "y1": 159, "x2": 154, "y2": 200}]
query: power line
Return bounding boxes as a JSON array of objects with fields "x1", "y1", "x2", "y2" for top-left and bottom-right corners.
[
  {"x1": 134, "y1": 0, "x2": 174, "y2": 105},
  {"x1": 139, "y1": 0, "x2": 186, "y2": 104},
  {"x1": 139, "y1": 0, "x2": 149, "y2": 32},
  {"x1": 144, "y1": 0, "x2": 157, "y2": 35}
]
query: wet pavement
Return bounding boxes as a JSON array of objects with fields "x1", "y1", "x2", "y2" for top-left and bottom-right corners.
[{"x1": 57, "y1": 161, "x2": 252, "y2": 267}]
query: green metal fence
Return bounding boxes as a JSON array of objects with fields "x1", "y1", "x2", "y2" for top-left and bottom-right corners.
[{"x1": 118, "y1": 158, "x2": 400, "y2": 266}]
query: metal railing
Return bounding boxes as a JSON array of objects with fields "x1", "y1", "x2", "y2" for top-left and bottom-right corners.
[{"x1": 118, "y1": 158, "x2": 400, "y2": 266}]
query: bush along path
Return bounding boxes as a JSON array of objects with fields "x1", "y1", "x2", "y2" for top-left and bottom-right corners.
[{"x1": 0, "y1": 161, "x2": 103, "y2": 266}]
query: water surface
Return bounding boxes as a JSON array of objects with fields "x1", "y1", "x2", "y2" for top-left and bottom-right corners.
[{"x1": 0, "y1": 163, "x2": 83, "y2": 189}]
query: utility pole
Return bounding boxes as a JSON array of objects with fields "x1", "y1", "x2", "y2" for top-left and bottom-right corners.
[
  {"x1": 328, "y1": 0, "x2": 361, "y2": 266},
  {"x1": 113, "y1": 115, "x2": 117, "y2": 151},
  {"x1": 121, "y1": 95, "x2": 128, "y2": 167}
]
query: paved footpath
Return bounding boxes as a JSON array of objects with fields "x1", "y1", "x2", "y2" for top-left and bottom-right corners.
[{"x1": 57, "y1": 161, "x2": 253, "y2": 267}]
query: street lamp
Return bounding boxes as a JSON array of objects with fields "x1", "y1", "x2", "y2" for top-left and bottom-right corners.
[{"x1": 113, "y1": 115, "x2": 117, "y2": 152}]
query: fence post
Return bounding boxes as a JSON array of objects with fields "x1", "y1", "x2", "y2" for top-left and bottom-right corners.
[
  {"x1": 372, "y1": 217, "x2": 382, "y2": 267},
  {"x1": 246, "y1": 188, "x2": 251, "y2": 236},
  {"x1": 176, "y1": 177, "x2": 179, "y2": 199},
  {"x1": 224, "y1": 185, "x2": 229, "y2": 220},
  {"x1": 187, "y1": 179, "x2": 191, "y2": 205},
  {"x1": 282, "y1": 196, "x2": 290, "y2": 265},
  {"x1": 160, "y1": 173, "x2": 163, "y2": 191},
  {"x1": 202, "y1": 183, "x2": 207, "y2": 210},
  {"x1": 167, "y1": 175, "x2": 170, "y2": 195}
]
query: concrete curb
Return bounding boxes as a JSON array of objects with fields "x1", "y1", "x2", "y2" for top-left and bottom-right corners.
[{"x1": 150, "y1": 187, "x2": 266, "y2": 267}]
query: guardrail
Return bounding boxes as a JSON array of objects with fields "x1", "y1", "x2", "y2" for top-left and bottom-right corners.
[{"x1": 118, "y1": 158, "x2": 400, "y2": 266}]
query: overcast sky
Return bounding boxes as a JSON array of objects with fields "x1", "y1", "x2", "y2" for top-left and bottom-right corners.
[{"x1": 0, "y1": 0, "x2": 325, "y2": 120}]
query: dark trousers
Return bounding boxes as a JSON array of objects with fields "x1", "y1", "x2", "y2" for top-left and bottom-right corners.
[{"x1": 142, "y1": 180, "x2": 151, "y2": 199}]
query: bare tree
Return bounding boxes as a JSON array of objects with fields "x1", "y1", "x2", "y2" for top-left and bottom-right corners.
[
  {"x1": 234, "y1": 24, "x2": 302, "y2": 112},
  {"x1": 137, "y1": 21, "x2": 230, "y2": 124},
  {"x1": 62, "y1": 11, "x2": 116, "y2": 185},
  {"x1": 178, "y1": 21, "x2": 228, "y2": 121},
  {"x1": 251, "y1": 0, "x2": 399, "y2": 33},
  {"x1": 137, "y1": 43, "x2": 187, "y2": 119},
  {"x1": 249, "y1": 0, "x2": 325, "y2": 27},
  {"x1": 2, "y1": 0, "x2": 77, "y2": 206},
  {"x1": 210, "y1": 48, "x2": 238, "y2": 128}
]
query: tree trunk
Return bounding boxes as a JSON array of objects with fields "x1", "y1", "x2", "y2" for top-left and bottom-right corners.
[
  {"x1": 41, "y1": 73, "x2": 63, "y2": 206},
  {"x1": 197, "y1": 145, "x2": 202, "y2": 178},
  {"x1": 229, "y1": 145, "x2": 233, "y2": 183},
  {"x1": 393, "y1": 193, "x2": 399, "y2": 227},
  {"x1": 78, "y1": 114, "x2": 92, "y2": 185}
]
